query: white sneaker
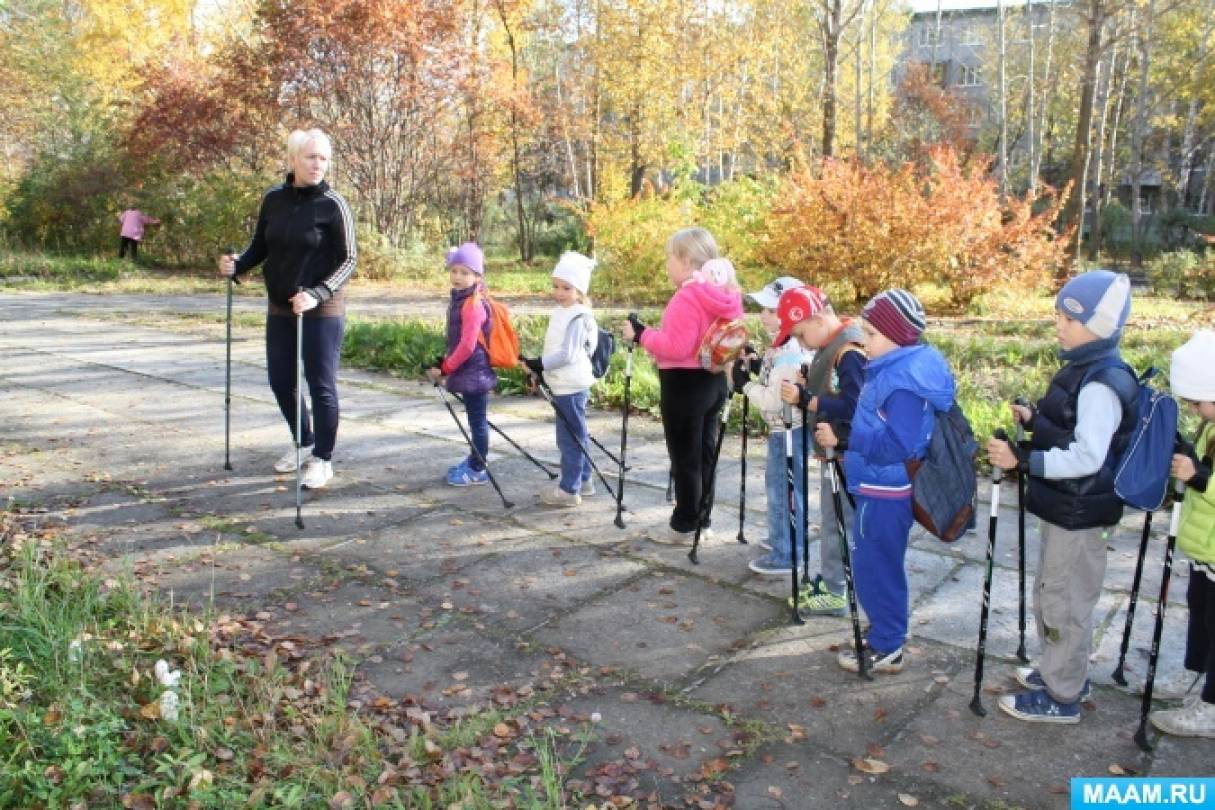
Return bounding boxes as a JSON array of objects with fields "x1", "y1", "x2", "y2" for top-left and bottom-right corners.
[
  {"x1": 647, "y1": 526, "x2": 694, "y2": 546},
  {"x1": 300, "y1": 456, "x2": 333, "y2": 489},
  {"x1": 1150, "y1": 698, "x2": 1215, "y2": 738},
  {"x1": 274, "y1": 446, "x2": 313, "y2": 473},
  {"x1": 540, "y1": 487, "x2": 581, "y2": 508},
  {"x1": 580, "y1": 479, "x2": 596, "y2": 497}
]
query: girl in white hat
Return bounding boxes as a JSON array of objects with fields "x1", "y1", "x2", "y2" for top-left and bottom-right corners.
[{"x1": 519, "y1": 252, "x2": 600, "y2": 507}]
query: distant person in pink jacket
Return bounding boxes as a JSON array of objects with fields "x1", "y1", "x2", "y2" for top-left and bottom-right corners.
[
  {"x1": 621, "y1": 227, "x2": 744, "y2": 545},
  {"x1": 117, "y1": 208, "x2": 160, "y2": 260}
]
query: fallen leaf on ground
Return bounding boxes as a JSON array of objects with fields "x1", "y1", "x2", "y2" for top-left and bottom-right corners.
[{"x1": 851, "y1": 757, "x2": 890, "y2": 775}]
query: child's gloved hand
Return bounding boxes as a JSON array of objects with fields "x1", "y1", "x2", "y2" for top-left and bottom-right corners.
[
  {"x1": 520, "y1": 356, "x2": 544, "y2": 376},
  {"x1": 730, "y1": 358, "x2": 751, "y2": 393},
  {"x1": 623, "y1": 313, "x2": 646, "y2": 342}
]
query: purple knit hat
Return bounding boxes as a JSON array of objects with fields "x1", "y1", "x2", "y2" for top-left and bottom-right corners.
[{"x1": 446, "y1": 242, "x2": 484, "y2": 276}]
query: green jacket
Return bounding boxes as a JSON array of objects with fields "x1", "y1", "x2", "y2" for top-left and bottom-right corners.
[{"x1": 1179, "y1": 422, "x2": 1215, "y2": 566}]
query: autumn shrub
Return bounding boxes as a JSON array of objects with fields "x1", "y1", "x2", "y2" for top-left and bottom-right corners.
[
  {"x1": 584, "y1": 178, "x2": 776, "y2": 304},
  {"x1": 695, "y1": 176, "x2": 777, "y2": 291},
  {"x1": 760, "y1": 147, "x2": 1067, "y2": 311},
  {"x1": 583, "y1": 193, "x2": 690, "y2": 304},
  {"x1": 1146, "y1": 250, "x2": 1215, "y2": 300}
]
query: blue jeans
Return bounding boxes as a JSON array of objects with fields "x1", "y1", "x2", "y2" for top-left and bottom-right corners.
[
  {"x1": 764, "y1": 428, "x2": 807, "y2": 567},
  {"x1": 852, "y1": 494, "x2": 914, "y2": 654},
  {"x1": 553, "y1": 391, "x2": 592, "y2": 494},
  {"x1": 266, "y1": 314, "x2": 344, "y2": 460},
  {"x1": 461, "y1": 391, "x2": 490, "y2": 471}
]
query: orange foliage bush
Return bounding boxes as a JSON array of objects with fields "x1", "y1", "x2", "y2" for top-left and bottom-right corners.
[{"x1": 761, "y1": 147, "x2": 1068, "y2": 311}]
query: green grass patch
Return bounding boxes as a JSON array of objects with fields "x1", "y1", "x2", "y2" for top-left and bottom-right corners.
[{"x1": 0, "y1": 511, "x2": 584, "y2": 808}]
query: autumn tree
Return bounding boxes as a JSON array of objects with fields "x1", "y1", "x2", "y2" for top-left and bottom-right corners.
[{"x1": 761, "y1": 147, "x2": 1067, "y2": 309}]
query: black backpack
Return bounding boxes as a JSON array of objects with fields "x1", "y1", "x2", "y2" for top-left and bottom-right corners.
[{"x1": 905, "y1": 403, "x2": 979, "y2": 542}]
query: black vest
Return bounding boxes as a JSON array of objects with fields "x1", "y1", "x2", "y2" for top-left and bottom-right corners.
[{"x1": 1025, "y1": 354, "x2": 1138, "y2": 530}]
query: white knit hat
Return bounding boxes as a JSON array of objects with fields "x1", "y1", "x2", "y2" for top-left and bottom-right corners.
[
  {"x1": 552, "y1": 251, "x2": 596, "y2": 294},
  {"x1": 1170, "y1": 331, "x2": 1215, "y2": 402}
]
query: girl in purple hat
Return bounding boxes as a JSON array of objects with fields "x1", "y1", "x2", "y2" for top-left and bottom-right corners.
[{"x1": 426, "y1": 243, "x2": 497, "y2": 486}]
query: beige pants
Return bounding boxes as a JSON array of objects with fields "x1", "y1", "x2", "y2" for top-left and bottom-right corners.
[{"x1": 1036, "y1": 521, "x2": 1109, "y2": 703}]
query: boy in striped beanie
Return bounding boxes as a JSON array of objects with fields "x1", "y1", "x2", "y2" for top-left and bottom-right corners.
[{"x1": 815, "y1": 289, "x2": 957, "y2": 674}]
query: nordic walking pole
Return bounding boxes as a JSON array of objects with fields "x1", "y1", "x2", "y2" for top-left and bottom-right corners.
[
  {"x1": 454, "y1": 393, "x2": 558, "y2": 480},
  {"x1": 970, "y1": 429, "x2": 1007, "y2": 717},
  {"x1": 613, "y1": 336, "x2": 635, "y2": 529},
  {"x1": 783, "y1": 404, "x2": 805, "y2": 625},
  {"x1": 799, "y1": 365, "x2": 811, "y2": 587},
  {"x1": 1135, "y1": 478, "x2": 1184, "y2": 752},
  {"x1": 1014, "y1": 398, "x2": 1030, "y2": 663},
  {"x1": 822, "y1": 419, "x2": 868, "y2": 680},
  {"x1": 532, "y1": 376, "x2": 618, "y2": 500},
  {"x1": 666, "y1": 471, "x2": 674, "y2": 503},
  {"x1": 689, "y1": 394, "x2": 732, "y2": 565},
  {"x1": 433, "y1": 381, "x2": 514, "y2": 510},
  {"x1": 1112, "y1": 510, "x2": 1154, "y2": 686},
  {"x1": 293, "y1": 299, "x2": 305, "y2": 530},
  {"x1": 590, "y1": 434, "x2": 627, "y2": 470},
  {"x1": 222, "y1": 247, "x2": 236, "y2": 472},
  {"x1": 736, "y1": 395, "x2": 749, "y2": 544}
]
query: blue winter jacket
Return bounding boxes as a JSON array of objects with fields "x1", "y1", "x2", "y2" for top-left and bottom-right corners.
[{"x1": 843, "y1": 344, "x2": 957, "y2": 498}]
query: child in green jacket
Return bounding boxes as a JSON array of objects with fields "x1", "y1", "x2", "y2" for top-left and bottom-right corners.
[{"x1": 1151, "y1": 330, "x2": 1215, "y2": 739}]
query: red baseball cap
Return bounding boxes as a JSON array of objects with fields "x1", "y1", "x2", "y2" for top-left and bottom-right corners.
[{"x1": 773, "y1": 286, "x2": 827, "y2": 346}]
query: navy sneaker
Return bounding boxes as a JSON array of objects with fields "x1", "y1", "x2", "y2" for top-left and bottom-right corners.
[
  {"x1": 997, "y1": 689, "x2": 1081, "y2": 724},
  {"x1": 1014, "y1": 667, "x2": 1091, "y2": 701},
  {"x1": 838, "y1": 642, "x2": 904, "y2": 674}
]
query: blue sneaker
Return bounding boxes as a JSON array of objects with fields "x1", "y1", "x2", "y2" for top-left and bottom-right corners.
[
  {"x1": 446, "y1": 463, "x2": 489, "y2": 487},
  {"x1": 997, "y1": 689, "x2": 1081, "y2": 724},
  {"x1": 748, "y1": 554, "x2": 793, "y2": 577},
  {"x1": 1014, "y1": 667, "x2": 1091, "y2": 701}
]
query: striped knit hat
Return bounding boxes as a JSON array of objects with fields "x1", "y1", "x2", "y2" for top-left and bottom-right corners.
[{"x1": 862, "y1": 288, "x2": 926, "y2": 347}]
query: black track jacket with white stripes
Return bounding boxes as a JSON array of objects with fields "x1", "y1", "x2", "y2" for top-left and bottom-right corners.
[{"x1": 234, "y1": 173, "x2": 356, "y2": 316}]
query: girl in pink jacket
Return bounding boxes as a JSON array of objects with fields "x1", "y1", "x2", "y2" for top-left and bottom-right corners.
[{"x1": 622, "y1": 227, "x2": 743, "y2": 544}]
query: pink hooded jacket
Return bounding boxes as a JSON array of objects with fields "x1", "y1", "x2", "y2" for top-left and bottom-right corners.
[{"x1": 639, "y1": 279, "x2": 744, "y2": 370}]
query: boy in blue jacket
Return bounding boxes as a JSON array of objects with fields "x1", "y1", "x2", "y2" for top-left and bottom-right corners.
[{"x1": 816, "y1": 289, "x2": 956, "y2": 673}]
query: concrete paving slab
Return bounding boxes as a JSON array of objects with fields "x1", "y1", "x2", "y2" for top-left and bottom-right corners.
[{"x1": 536, "y1": 571, "x2": 778, "y2": 685}]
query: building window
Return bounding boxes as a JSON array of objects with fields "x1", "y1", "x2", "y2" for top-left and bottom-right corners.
[
  {"x1": 917, "y1": 25, "x2": 940, "y2": 48},
  {"x1": 958, "y1": 64, "x2": 982, "y2": 87},
  {"x1": 966, "y1": 105, "x2": 984, "y2": 128},
  {"x1": 956, "y1": 22, "x2": 980, "y2": 46},
  {"x1": 930, "y1": 61, "x2": 947, "y2": 86}
]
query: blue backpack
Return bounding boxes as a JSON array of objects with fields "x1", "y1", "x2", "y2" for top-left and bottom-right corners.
[
  {"x1": 581, "y1": 315, "x2": 615, "y2": 379},
  {"x1": 1108, "y1": 367, "x2": 1178, "y2": 512}
]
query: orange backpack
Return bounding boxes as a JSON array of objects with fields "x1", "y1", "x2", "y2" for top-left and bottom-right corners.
[{"x1": 467, "y1": 292, "x2": 520, "y2": 369}]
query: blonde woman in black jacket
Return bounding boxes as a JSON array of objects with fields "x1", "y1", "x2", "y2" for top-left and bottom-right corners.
[{"x1": 218, "y1": 128, "x2": 356, "y2": 489}]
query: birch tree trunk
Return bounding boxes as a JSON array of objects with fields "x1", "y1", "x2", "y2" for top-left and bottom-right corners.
[{"x1": 1129, "y1": 0, "x2": 1155, "y2": 252}]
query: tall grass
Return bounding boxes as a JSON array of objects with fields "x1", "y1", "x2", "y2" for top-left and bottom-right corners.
[{"x1": 0, "y1": 515, "x2": 579, "y2": 807}]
